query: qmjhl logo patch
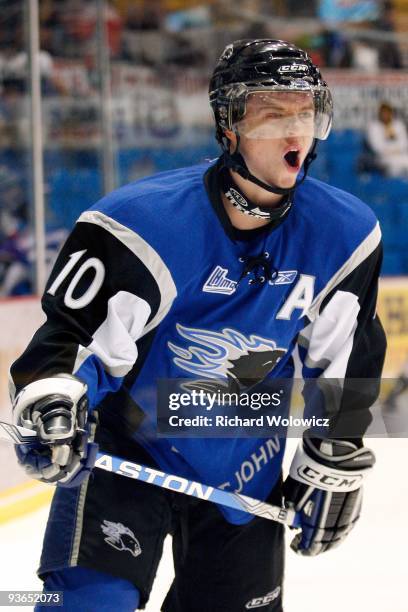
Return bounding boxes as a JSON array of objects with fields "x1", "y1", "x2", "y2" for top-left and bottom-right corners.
[{"x1": 203, "y1": 266, "x2": 237, "y2": 295}]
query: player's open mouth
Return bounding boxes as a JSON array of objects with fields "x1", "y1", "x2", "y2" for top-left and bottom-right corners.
[{"x1": 283, "y1": 150, "x2": 300, "y2": 171}]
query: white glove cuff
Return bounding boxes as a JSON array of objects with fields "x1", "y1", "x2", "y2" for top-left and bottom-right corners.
[{"x1": 12, "y1": 375, "x2": 88, "y2": 426}]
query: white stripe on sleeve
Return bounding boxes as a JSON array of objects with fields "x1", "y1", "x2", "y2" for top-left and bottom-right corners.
[{"x1": 73, "y1": 291, "x2": 151, "y2": 378}]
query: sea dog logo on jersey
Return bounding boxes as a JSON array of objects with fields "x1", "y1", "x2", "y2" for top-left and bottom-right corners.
[
  {"x1": 101, "y1": 520, "x2": 142, "y2": 558},
  {"x1": 168, "y1": 324, "x2": 286, "y2": 392},
  {"x1": 246, "y1": 586, "x2": 281, "y2": 609}
]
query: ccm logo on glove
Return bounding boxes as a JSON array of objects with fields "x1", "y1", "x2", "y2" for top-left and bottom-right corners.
[{"x1": 295, "y1": 464, "x2": 363, "y2": 491}]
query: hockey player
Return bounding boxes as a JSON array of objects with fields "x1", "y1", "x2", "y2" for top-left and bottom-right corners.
[{"x1": 10, "y1": 40, "x2": 386, "y2": 612}]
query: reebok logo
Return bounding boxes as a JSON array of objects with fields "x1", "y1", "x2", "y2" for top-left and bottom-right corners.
[
  {"x1": 269, "y1": 270, "x2": 297, "y2": 286},
  {"x1": 203, "y1": 266, "x2": 237, "y2": 295},
  {"x1": 246, "y1": 586, "x2": 281, "y2": 608}
]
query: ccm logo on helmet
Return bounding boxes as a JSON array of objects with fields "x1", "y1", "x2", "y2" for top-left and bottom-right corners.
[
  {"x1": 297, "y1": 465, "x2": 363, "y2": 489},
  {"x1": 278, "y1": 63, "x2": 309, "y2": 73}
]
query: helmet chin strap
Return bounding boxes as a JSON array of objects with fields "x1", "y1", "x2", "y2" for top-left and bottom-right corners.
[
  {"x1": 220, "y1": 166, "x2": 293, "y2": 221},
  {"x1": 220, "y1": 132, "x2": 317, "y2": 213}
]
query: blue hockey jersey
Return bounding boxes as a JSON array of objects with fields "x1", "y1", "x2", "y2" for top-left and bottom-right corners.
[{"x1": 10, "y1": 159, "x2": 386, "y2": 523}]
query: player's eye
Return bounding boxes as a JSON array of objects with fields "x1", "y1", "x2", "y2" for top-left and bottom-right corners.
[{"x1": 298, "y1": 111, "x2": 314, "y2": 121}]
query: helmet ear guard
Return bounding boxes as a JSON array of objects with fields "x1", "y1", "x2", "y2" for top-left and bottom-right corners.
[{"x1": 213, "y1": 85, "x2": 247, "y2": 142}]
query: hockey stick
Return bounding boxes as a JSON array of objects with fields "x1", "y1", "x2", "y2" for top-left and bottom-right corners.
[{"x1": 0, "y1": 421, "x2": 299, "y2": 527}]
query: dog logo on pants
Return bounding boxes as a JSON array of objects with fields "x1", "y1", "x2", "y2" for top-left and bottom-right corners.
[{"x1": 101, "y1": 520, "x2": 142, "y2": 558}]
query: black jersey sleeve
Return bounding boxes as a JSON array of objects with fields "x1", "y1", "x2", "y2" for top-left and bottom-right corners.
[
  {"x1": 10, "y1": 211, "x2": 177, "y2": 407},
  {"x1": 297, "y1": 239, "x2": 387, "y2": 438}
]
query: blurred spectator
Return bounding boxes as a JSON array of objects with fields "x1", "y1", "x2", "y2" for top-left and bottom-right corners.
[
  {"x1": 0, "y1": 36, "x2": 66, "y2": 96},
  {"x1": 62, "y1": 0, "x2": 123, "y2": 59},
  {"x1": 121, "y1": 1, "x2": 163, "y2": 64},
  {"x1": 0, "y1": 164, "x2": 29, "y2": 296},
  {"x1": 0, "y1": 227, "x2": 67, "y2": 297},
  {"x1": 376, "y1": 0, "x2": 403, "y2": 69},
  {"x1": 383, "y1": 358, "x2": 408, "y2": 411},
  {"x1": 40, "y1": 0, "x2": 63, "y2": 57},
  {"x1": 0, "y1": 162, "x2": 68, "y2": 297},
  {"x1": 320, "y1": 29, "x2": 353, "y2": 67},
  {"x1": 0, "y1": 235, "x2": 30, "y2": 297},
  {"x1": 0, "y1": 78, "x2": 26, "y2": 147},
  {"x1": 382, "y1": 357, "x2": 408, "y2": 436},
  {"x1": 165, "y1": 33, "x2": 207, "y2": 67},
  {"x1": 0, "y1": 165, "x2": 27, "y2": 235},
  {"x1": 366, "y1": 102, "x2": 408, "y2": 178},
  {"x1": 283, "y1": 0, "x2": 318, "y2": 17},
  {"x1": 351, "y1": 40, "x2": 379, "y2": 71},
  {"x1": 125, "y1": 2, "x2": 162, "y2": 32}
]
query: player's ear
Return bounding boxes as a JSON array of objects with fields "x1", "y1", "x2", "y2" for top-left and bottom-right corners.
[{"x1": 224, "y1": 129, "x2": 237, "y2": 152}]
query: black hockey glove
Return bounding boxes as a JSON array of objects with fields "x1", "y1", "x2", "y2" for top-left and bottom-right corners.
[
  {"x1": 12, "y1": 374, "x2": 98, "y2": 487},
  {"x1": 284, "y1": 430, "x2": 375, "y2": 556}
]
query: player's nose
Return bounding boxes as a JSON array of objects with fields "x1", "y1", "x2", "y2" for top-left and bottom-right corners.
[
  {"x1": 284, "y1": 136, "x2": 301, "y2": 149},
  {"x1": 285, "y1": 115, "x2": 303, "y2": 137}
]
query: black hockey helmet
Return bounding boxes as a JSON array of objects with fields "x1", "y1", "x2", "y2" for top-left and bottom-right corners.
[
  {"x1": 209, "y1": 39, "x2": 332, "y2": 143},
  {"x1": 209, "y1": 39, "x2": 333, "y2": 197}
]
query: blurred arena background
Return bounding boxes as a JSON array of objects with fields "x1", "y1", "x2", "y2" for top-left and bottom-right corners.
[{"x1": 0, "y1": 2, "x2": 407, "y2": 610}]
